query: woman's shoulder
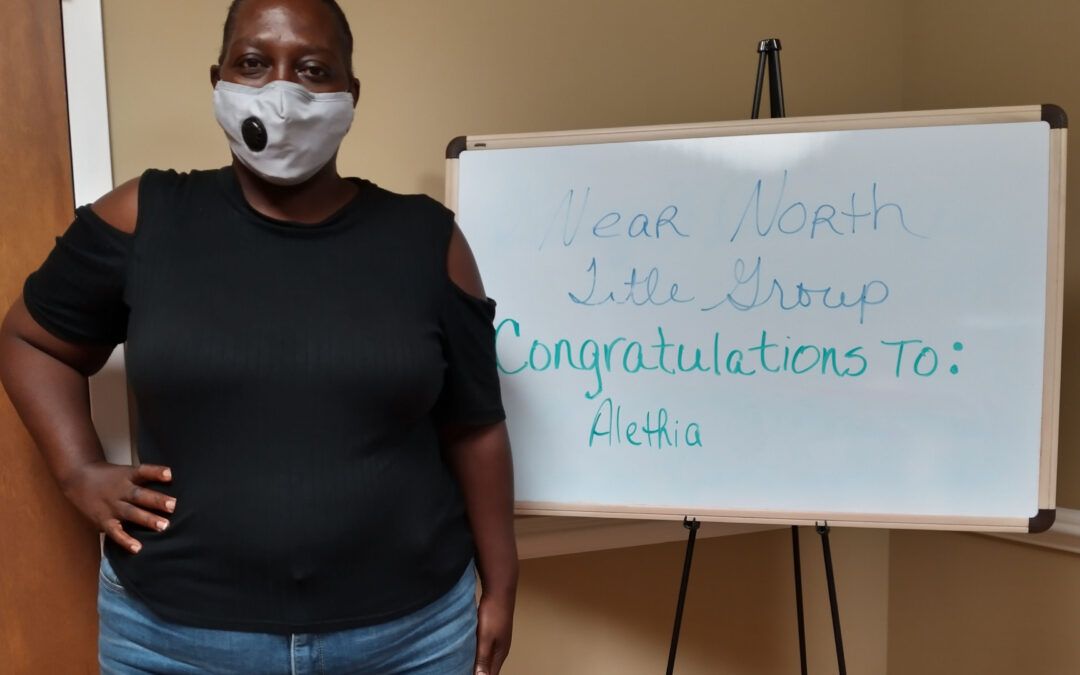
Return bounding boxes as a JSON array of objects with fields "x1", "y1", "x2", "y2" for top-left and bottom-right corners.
[
  {"x1": 360, "y1": 182, "x2": 452, "y2": 220},
  {"x1": 349, "y1": 183, "x2": 484, "y2": 297},
  {"x1": 89, "y1": 168, "x2": 227, "y2": 234},
  {"x1": 446, "y1": 221, "x2": 486, "y2": 299},
  {"x1": 370, "y1": 188, "x2": 484, "y2": 297},
  {"x1": 89, "y1": 177, "x2": 140, "y2": 234}
]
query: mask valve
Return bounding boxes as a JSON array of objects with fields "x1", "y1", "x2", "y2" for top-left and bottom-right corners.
[{"x1": 241, "y1": 117, "x2": 267, "y2": 151}]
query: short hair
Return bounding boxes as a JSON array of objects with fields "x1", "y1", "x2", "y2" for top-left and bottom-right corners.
[{"x1": 218, "y1": 0, "x2": 354, "y2": 76}]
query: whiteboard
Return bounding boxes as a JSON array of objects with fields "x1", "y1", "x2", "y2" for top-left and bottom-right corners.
[{"x1": 448, "y1": 106, "x2": 1066, "y2": 532}]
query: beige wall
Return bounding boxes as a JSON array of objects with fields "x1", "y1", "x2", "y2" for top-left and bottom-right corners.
[
  {"x1": 888, "y1": 531, "x2": 1080, "y2": 675},
  {"x1": 886, "y1": 4, "x2": 1080, "y2": 674},
  {"x1": 99, "y1": 1, "x2": 1078, "y2": 673}
]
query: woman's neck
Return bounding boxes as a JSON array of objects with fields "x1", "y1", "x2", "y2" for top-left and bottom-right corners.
[{"x1": 232, "y1": 159, "x2": 359, "y2": 224}]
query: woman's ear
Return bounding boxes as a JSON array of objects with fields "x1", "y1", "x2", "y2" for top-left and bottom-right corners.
[
  {"x1": 350, "y1": 77, "x2": 361, "y2": 107},
  {"x1": 210, "y1": 64, "x2": 221, "y2": 88}
]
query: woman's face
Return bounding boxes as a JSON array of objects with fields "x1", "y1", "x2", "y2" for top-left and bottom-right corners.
[{"x1": 212, "y1": 0, "x2": 358, "y2": 100}]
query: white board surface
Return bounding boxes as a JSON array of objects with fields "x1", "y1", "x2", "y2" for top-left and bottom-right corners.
[{"x1": 452, "y1": 109, "x2": 1063, "y2": 530}]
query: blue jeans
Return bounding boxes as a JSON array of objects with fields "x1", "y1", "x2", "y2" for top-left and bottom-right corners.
[{"x1": 98, "y1": 556, "x2": 477, "y2": 674}]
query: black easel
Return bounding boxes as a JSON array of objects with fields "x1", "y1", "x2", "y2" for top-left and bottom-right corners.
[
  {"x1": 816, "y1": 524, "x2": 847, "y2": 675},
  {"x1": 790, "y1": 525, "x2": 847, "y2": 675},
  {"x1": 751, "y1": 38, "x2": 785, "y2": 119},
  {"x1": 665, "y1": 517, "x2": 699, "y2": 675},
  {"x1": 792, "y1": 526, "x2": 808, "y2": 675},
  {"x1": 750, "y1": 39, "x2": 845, "y2": 675},
  {"x1": 666, "y1": 40, "x2": 844, "y2": 675}
]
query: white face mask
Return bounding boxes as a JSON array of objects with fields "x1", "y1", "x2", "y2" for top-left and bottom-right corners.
[{"x1": 212, "y1": 80, "x2": 355, "y2": 186}]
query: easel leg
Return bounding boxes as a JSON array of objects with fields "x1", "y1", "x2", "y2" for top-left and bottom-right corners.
[
  {"x1": 750, "y1": 38, "x2": 784, "y2": 119},
  {"x1": 792, "y1": 526, "x2": 808, "y2": 675},
  {"x1": 816, "y1": 524, "x2": 847, "y2": 675},
  {"x1": 751, "y1": 49, "x2": 768, "y2": 119},
  {"x1": 766, "y1": 41, "x2": 785, "y2": 118},
  {"x1": 666, "y1": 517, "x2": 700, "y2": 675}
]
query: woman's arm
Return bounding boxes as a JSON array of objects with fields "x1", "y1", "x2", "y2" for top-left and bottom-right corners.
[
  {"x1": 442, "y1": 421, "x2": 516, "y2": 675},
  {"x1": 0, "y1": 178, "x2": 174, "y2": 553},
  {"x1": 444, "y1": 223, "x2": 518, "y2": 675}
]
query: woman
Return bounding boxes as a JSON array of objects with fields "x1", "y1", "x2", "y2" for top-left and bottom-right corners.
[{"x1": 0, "y1": 0, "x2": 516, "y2": 672}]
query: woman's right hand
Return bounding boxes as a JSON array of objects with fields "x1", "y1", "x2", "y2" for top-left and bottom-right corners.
[
  {"x1": 61, "y1": 461, "x2": 175, "y2": 553},
  {"x1": 2, "y1": 287, "x2": 175, "y2": 555}
]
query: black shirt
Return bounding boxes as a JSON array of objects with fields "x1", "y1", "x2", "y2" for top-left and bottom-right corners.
[{"x1": 24, "y1": 167, "x2": 504, "y2": 633}]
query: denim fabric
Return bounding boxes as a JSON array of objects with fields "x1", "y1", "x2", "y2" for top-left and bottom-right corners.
[{"x1": 98, "y1": 556, "x2": 477, "y2": 675}]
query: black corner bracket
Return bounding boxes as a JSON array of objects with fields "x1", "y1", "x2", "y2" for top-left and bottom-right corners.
[
  {"x1": 1028, "y1": 508, "x2": 1056, "y2": 533},
  {"x1": 1041, "y1": 104, "x2": 1068, "y2": 129},
  {"x1": 446, "y1": 135, "x2": 467, "y2": 159}
]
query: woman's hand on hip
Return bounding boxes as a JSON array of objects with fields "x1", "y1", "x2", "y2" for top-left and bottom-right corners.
[{"x1": 61, "y1": 461, "x2": 174, "y2": 553}]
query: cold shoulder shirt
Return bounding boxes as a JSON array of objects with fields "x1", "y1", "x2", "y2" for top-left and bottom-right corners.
[{"x1": 23, "y1": 167, "x2": 505, "y2": 633}]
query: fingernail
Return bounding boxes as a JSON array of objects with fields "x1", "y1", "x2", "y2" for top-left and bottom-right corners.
[
  {"x1": 162, "y1": 469, "x2": 172, "y2": 480},
  {"x1": 157, "y1": 520, "x2": 169, "y2": 531},
  {"x1": 130, "y1": 543, "x2": 141, "y2": 553},
  {"x1": 165, "y1": 499, "x2": 176, "y2": 512}
]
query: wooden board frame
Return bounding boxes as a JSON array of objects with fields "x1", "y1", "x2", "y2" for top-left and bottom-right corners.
[{"x1": 446, "y1": 105, "x2": 1067, "y2": 533}]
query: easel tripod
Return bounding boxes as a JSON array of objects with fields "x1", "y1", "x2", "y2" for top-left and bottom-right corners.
[{"x1": 664, "y1": 38, "x2": 847, "y2": 675}]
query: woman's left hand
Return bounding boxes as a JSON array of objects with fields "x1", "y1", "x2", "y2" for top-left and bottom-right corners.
[
  {"x1": 475, "y1": 590, "x2": 514, "y2": 675},
  {"x1": 439, "y1": 420, "x2": 517, "y2": 675}
]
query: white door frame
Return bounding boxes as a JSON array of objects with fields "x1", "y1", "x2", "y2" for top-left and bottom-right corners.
[{"x1": 61, "y1": 0, "x2": 131, "y2": 465}]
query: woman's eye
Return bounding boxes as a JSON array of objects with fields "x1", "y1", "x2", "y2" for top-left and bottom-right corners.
[
  {"x1": 301, "y1": 64, "x2": 329, "y2": 79},
  {"x1": 238, "y1": 57, "x2": 264, "y2": 70}
]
